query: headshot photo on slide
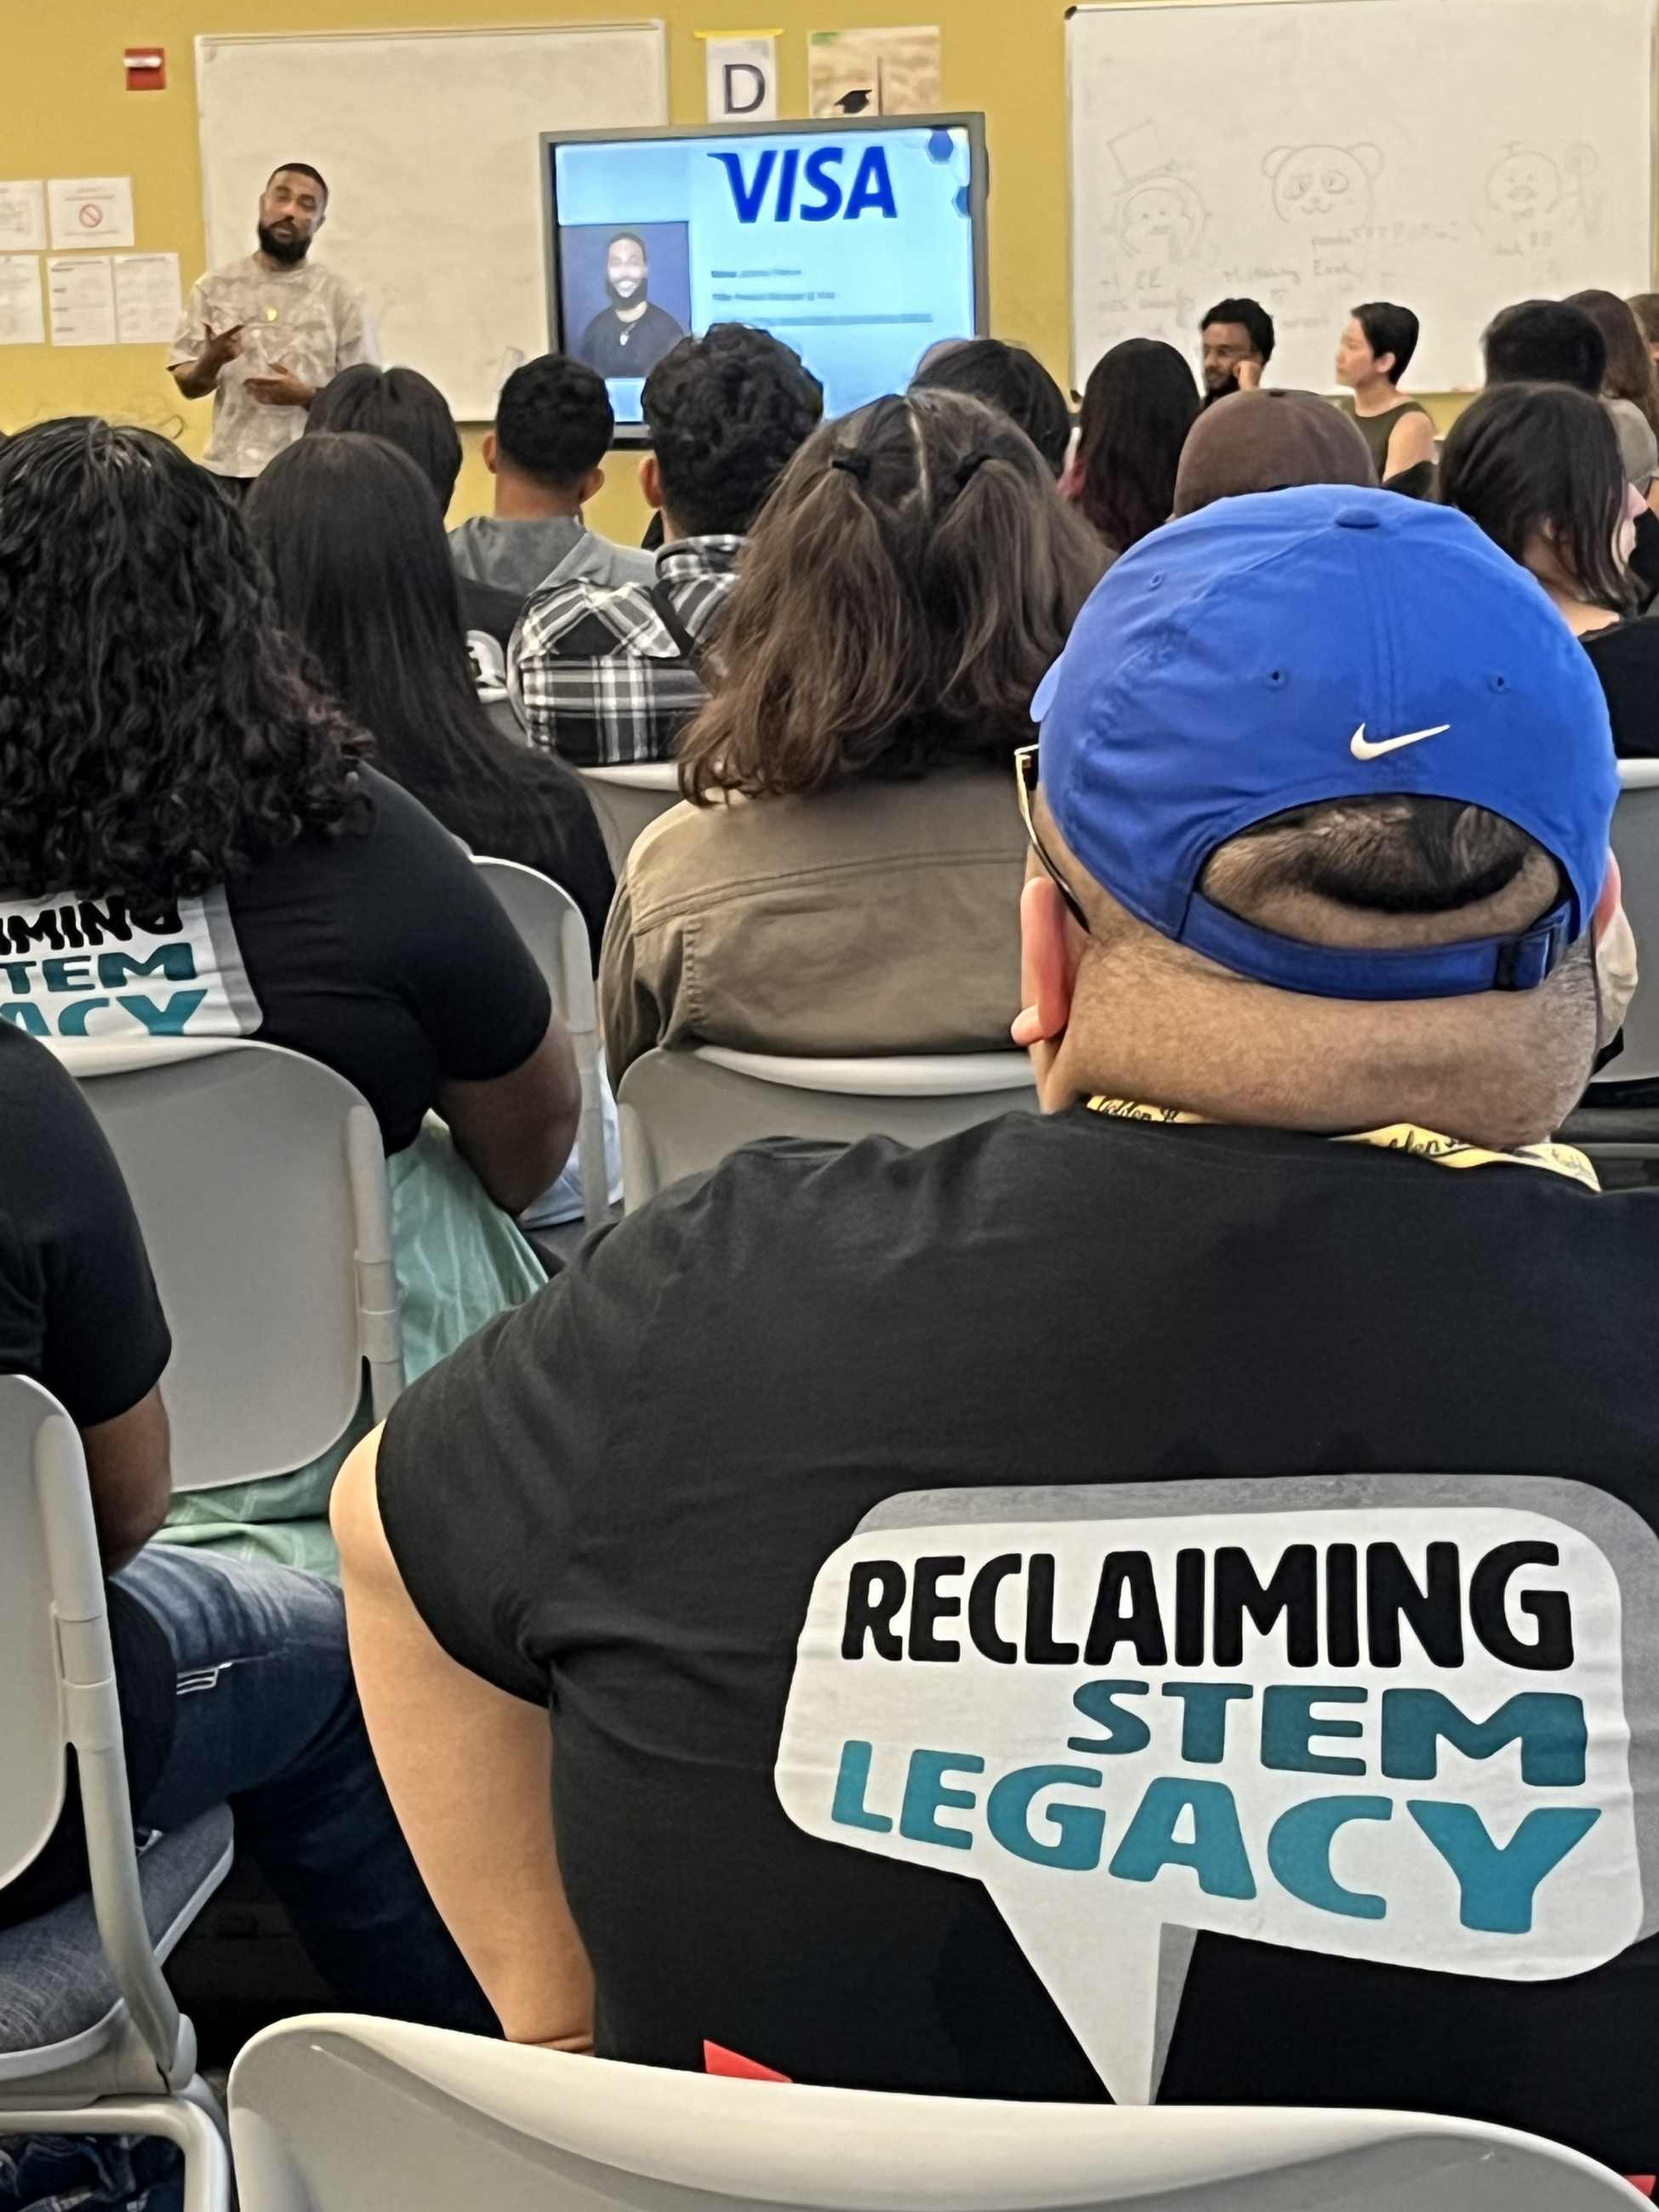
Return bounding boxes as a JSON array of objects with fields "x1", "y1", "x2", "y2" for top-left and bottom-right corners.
[{"x1": 560, "y1": 221, "x2": 693, "y2": 379}]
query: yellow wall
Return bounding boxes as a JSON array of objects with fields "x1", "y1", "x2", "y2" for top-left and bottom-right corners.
[{"x1": 0, "y1": 0, "x2": 1071, "y2": 536}]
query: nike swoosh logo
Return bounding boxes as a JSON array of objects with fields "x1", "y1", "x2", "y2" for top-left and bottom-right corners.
[{"x1": 1349, "y1": 721, "x2": 1451, "y2": 761}]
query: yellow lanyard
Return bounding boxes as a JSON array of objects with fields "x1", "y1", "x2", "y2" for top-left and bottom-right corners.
[{"x1": 1085, "y1": 1097, "x2": 1599, "y2": 1192}]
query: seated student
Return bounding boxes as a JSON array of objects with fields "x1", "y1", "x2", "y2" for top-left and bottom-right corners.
[
  {"x1": 448, "y1": 353, "x2": 658, "y2": 606},
  {"x1": 1333, "y1": 300, "x2": 1436, "y2": 484},
  {"x1": 305, "y1": 361, "x2": 525, "y2": 653},
  {"x1": 1172, "y1": 385, "x2": 1375, "y2": 512},
  {"x1": 909, "y1": 337, "x2": 1073, "y2": 478},
  {"x1": 1438, "y1": 380, "x2": 1659, "y2": 755},
  {"x1": 1567, "y1": 288, "x2": 1659, "y2": 450},
  {"x1": 1063, "y1": 338, "x2": 1200, "y2": 553},
  {"x1": 1199, "y1": 295, "x2": 1274, "y2": 404},
  {"x1": 511, "y1": 325, "x2": 824, "y2": 766},
  {"x1": 599, "y1": 389, "x2": 1103, "y2": 1079},
  {"x1": 338, "y1": 487, "x2": 1659, "y2": 2177},
  {"x1": 247, "y1": 431, "x2": 614, "y2": 960},
  {"x1": 0, "y1": 419, "x2": 578, "y2": 1568},
  {"x1": 0, "y1": 1019, "x2": 494, "y2": 2043},
  {"x1": 1629, "y1": 291, "x2": 1659, "y2": 368}
]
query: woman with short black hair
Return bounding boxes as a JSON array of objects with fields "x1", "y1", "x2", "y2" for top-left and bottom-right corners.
[
  {"x1": 1439, "y1": 380, "x2": 1659, "y2": 755},
  {"x1": 1335, "y1": 300, "x2": 1436, "y2": 486}
]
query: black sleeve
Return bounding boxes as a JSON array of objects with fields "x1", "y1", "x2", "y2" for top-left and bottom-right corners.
[
  {"x1": 344, "y1": 771, "x2": 554, "y2": 1083},
  {"x1": 377, "y1": 1182, "x2": 693, "y2": 1704},
  {"x1": 0, "y1": 1027, "x2": 171, "y2": 1427}
]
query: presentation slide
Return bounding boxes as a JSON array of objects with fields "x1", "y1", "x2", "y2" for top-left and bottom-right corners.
[{"x1": 548, "y1": 123, "x2": 982, "y2": 425}]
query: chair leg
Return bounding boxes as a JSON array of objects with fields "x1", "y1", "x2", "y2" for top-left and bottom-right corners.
[{"x1": 0, "y1": 2095, "x2": 231, "y2": 2212}]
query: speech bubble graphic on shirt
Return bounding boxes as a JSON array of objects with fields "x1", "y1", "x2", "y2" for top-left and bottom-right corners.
[{"x1": 774, "y1": 1476, "x2": 1659, "y2": 2106}]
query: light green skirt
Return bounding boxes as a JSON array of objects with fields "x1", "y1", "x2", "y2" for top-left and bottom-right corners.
[{"x1": 156, "y1": 1119, "x2": 546, "y2": 1576}]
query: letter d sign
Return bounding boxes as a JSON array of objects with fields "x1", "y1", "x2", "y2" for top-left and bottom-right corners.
[{"x1": 704, "y1": 36, "x2": 778, "y2": 122}]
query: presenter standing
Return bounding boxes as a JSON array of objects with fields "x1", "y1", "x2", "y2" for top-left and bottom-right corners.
[{"x1": 169, "y1": 164, "x2": 376, "y2": 499}]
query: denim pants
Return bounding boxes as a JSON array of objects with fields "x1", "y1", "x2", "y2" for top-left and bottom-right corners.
[{"x1": 111, "y1": 1545, "x2": 496, "y2": 2035}]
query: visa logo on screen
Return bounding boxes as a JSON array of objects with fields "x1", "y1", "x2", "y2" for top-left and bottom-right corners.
[{"x1": 711, "y1": 146, "x2": 898, "y2": 224}]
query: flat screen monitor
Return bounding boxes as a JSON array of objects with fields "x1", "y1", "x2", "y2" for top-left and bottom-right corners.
[{"x1": 542, "y1": 115, "x2": 988, "y2": 437}]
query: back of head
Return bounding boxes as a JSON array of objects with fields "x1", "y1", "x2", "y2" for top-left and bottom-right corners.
[
  {"x1": 681, "y1": 387, "x2": 1103, "y2": 801},
  {"x1": 909, "y1": 338, "x2": 1072, "y2": 476},
  {"x1": 1073, "y1": 338, "x2": 1200, "y2": 550},
  {"x1": 1437, "y1": 380, "x2": 1633, "y2": 609},
  {"x1": 1201, "y1": 296, "x2": 1275, "y2": 362},
  {"x1": 1172, "y1": 388, "x2": 1375, "y2": 515},
  {"x1": 641, "y1": 323, "x2": 824, "y2": 538},
  {"x1": 305, "y1": 363, "x2": 464, "y2": 510},
  {"x1": 1482, "y1": 299, "x2": 1606, "y2": 394},
  {"x1": 1032, "y1": 486, "x2": 1619, "y2": 1140},
  {"x1": 0, "y1": 418, "x2": 362, "y2": 914},
  {"x1": 494, "y1": 353, "x2": 614, "y2": 489},
  {"x1": 1352, "y1": 299, "x2": 1419, "y2": 384},
  {"x1": 1628, "y1": 292, "x2": 1659, "y2": 349},
  {"x1": 246, "y1": 431, "x2": 517, "y2": 821},
  {"x1": 1566, "y1": 288, "x2": 1659, "y2": 431}
]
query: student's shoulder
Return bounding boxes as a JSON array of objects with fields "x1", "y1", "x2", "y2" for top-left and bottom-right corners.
[
  {"x1": 0, "y1": 1020, "x2": 83, "y2": 1134},
  {"x1": 517, "y1": 569, "x2": 658, "y2": 655}
]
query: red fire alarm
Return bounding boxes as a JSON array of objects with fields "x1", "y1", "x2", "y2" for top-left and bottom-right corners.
[{"x1": 124, "y1": 46, "x2": 166, "y2": 90}]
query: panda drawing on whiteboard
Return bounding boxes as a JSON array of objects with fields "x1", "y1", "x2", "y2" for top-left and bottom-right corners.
[
  {"x1": 1263, "y1": 142, "x2": 1382, "y2": 230},
  {"x1": 577, "y1": 232, "x2": 688, "y2": 379}
]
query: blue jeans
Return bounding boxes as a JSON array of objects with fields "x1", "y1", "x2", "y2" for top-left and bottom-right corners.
[{"x1": 112, "y1": 1546, "x2": 496, "y2": 2035}]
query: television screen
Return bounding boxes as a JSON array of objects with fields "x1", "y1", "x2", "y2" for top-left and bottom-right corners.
[{"x1": 544, "y1": 117, "x2": 986, "y2": 433}]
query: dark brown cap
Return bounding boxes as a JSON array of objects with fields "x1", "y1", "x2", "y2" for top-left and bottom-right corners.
[{"x1": 1172, "y1": 388, "x2": 1377, "y2": 516}]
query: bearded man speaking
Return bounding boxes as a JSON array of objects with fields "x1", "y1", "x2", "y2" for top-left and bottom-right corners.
[
  {"x1": 169, "y1": 163, "x2": 377, "y2": 499},
  {"x1": 576, "y1": 231, "x2": 687, "y2": 380}
]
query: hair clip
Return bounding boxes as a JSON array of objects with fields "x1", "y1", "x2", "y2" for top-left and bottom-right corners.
[{"x1": 830, "y1": 448, "x2": 872, "y2": 481}]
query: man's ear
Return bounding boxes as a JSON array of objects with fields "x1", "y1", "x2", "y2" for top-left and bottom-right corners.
[
  {"x1": 1012, "y1": 875, "x2": 1085, "y2": 1102},
  {"x1": 579, "y1": 464, "x2": 606, "y2": 505},
  {"x1": 639, "y1": 453, "x2": 664, "y2": 511},
  {"x1": 482, "y1": 431, "x2": 499, "y2": 476}
]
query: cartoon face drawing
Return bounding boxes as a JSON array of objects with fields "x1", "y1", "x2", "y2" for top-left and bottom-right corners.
[
  {"x1": 1119, "y1": 175, "x2": 1206, "y2": 262},
  {"x1": 1486, "y1": 151, "x2": 1561, "y2": 219},
  {"x1": 1263, "y1": 143, "x2": 1382, "y2": 225}
]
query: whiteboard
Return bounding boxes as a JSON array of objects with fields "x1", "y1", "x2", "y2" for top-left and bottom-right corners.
[
  {"x1": 196, "y1": 24, "x2": 668, "y2": 419},
  {"x1": 1068, "y1": 0, "x2": 1656, "y2": 394}
]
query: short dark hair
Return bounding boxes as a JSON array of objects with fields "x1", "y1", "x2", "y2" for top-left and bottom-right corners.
[
  {"x1": 268, "y1": 162, "x2": 328, "y2": 201},
  {"x1": 607, "y1": 231, "x2": 647, "y2": 260},
  {"x1": 1073, "y1": 338, "x2": 1200, "y2": 550},
  {"x1": 1200, "y1": 297, "x2": 1274, "y2": 363},
  {"x1": 1482, "y1": 300, "x2": 1605, "y2": 394},
  {"x1": 305, "y1": 364, "x2": 463, "y2": 509},
  {"x1": 494, "y1": 355, "x2": 614, "y2": 489},
  {"x1": 642, "y1": 323, "x2": 824, "y2": 538},
  {"x1": 909, "y1": 338, "x2": 1072, "y2": 476},
  {"x1": 0, "y1": 419, "x2": 363, "y2": 914},
  {"x1": 1210, "y1": 793, "x2": 1548, "y2": 920},
  {"x1": 1352, "y1": 300, "x2": 1419, "y2": 384},
  {"x1": 1438, "y1": 380, "x2": 1635, "y2": 611}
]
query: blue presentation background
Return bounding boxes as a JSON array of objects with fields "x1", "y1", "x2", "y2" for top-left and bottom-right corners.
[{"x1": 552, "y1": 127, "x2": 978, "y2": 419}]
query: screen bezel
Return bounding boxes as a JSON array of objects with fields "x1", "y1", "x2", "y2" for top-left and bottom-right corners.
[{"x1": 539, "y1": 111, "x2": 990, "y2": 447}]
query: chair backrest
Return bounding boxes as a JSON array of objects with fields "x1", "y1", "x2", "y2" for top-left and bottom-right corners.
[
  {"x1": 0, "y1": 1375, "x2": 185, "y2": 2076},
  {"x1": 617, "y1": 1046, "x2": 1039, "y2": 1211},
  {"x1": 472, "y1": 856, "x2": 607, "y2": 1226},
  {"x1": 61, "y1": 1038, "x2": 402, "y2": 1491},
  {"x1": 1609, "y1": 762, "x2": 1659, "y2": 1081},
  {"x1": 578, "y1": 762, "x2": 683, "y2": 872},
  {"x1": 229, "y1": 2014, "x2": 1641, "y2": 2212}
]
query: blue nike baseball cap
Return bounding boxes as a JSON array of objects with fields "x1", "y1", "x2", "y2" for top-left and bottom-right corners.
[{"x1": 1032, "y1": 484, "x2": 1619, "y2": 1000}]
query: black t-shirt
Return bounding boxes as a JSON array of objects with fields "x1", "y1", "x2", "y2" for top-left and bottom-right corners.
[
  {"x1": 1582, "y1": 616, "x2": 1659, "y2": 758},
  {"x1": 0, "y1": 1025, "x2": 176, "y2": 1925},
  {"x1": 381, "y1": 1109, "x2": 1659, "y2": 2169},
  {"x1": 225, "y1": 768, "x2": 552, "y2": 1151},
  {"x1": 577, "y1": 302, "x2": 687, "y2": 381}
]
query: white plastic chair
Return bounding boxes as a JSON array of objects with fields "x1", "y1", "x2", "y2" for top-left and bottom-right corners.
[
  {"x1": 473, "y1": 855, "x2": 608, "y2": 1228},
  {"x1": 1562, "y1": 758, "x2": 1659, "y2": 1157},
  {"x1": 579, "y1": 761, "x2": 683, "y2": 870},
  {"x1": 227, "y1": 2014, "x2": 1640, "y2": 2212},
  {"x1": 0, "y1": 1375, "x2": 231, "y2": 2212},
  {"x1": 617, "y1": 1045, "x2": 1039, "y2": 1211},
  {"x1": 57, "y1": 1038, "x2": 402, "y2": 1491}
]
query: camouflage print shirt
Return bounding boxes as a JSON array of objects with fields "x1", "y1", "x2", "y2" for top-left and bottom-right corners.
[{"x1": 168, "y1": 254, "x2": 378, "y2": 479}]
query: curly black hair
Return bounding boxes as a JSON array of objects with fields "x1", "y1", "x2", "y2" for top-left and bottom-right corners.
[
  {"x1": 641, "y1": 322, "x2": 824, "y2": 537},
  {"x1": 0, "y1": 419, "x2": 368, "y2": 915}
]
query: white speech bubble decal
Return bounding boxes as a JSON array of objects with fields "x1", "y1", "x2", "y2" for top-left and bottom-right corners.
[{"x1": 774, "y1": 1476, "x2": 1659, "y2": 2106}]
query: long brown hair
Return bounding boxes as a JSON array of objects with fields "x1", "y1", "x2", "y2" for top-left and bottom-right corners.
[
  {"x1": 679, "y1": 390, "x2": 1103, "y2": 801},
  {"x1": 1567, "y1": 288, "x2": 1659, "y2": 438}
]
